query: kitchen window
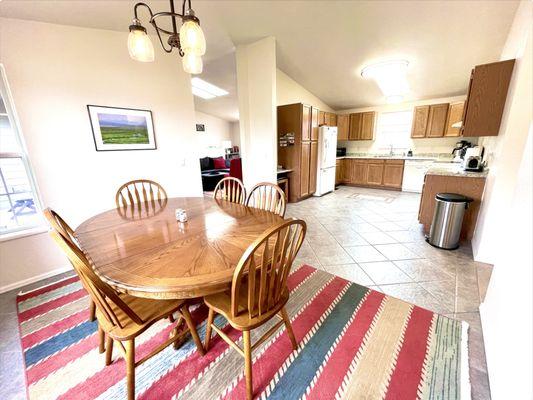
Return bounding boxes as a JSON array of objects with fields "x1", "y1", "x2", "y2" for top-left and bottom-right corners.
[
  {"x1": 375, "y1": 110, "x2": 413, "y2": 150},
  {"x1": 0, "y1": 66, "x2": 43, "y2": 237}
]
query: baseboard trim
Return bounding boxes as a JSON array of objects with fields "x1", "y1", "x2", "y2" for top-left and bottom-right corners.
[{"x1": 0, "y1": 265, "x2": 73, "y2": 294}]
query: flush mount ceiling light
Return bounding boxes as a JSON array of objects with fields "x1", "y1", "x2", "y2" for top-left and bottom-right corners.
[
  {"x1": 191, "y1": 78, "x2": 228, "y2": 99},
  {"x1": 127, "y1": 0, "x2": 206, "y2": 74},
  {"x1": 361, "y1": 60, "x2": 410, "y2": 103}
]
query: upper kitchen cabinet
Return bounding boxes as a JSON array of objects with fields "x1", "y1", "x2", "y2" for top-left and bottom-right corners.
[
  {"x1": 411, "y1": 104, "x2": 449, "y2": 138},
  {"x1": 461, "y1": 59, "x2": 515, "y2": 137},
  {"x1": 349, "y1": 113, "x2": 362, "y2": 140},
  {"x1": 360, "y1": 112, "x2": 376, "y2": 140},
  {"x1": 444, "y1": 101, "x2": 465, "y2": 137},
  {"x1": 426, "y1": 103, "x2": 449, "y2": 138},
  {"x1": 327, "y1": 113, "x2": 337, "y2": 127},
  {"x1": 349, "y1": 112, "x2": 375, "y2": 140},
  {"x1": 318, "y1": 110, "x2": 326, "y2": 126},
  {"x1": 311, "y1": 107, "x2": 320, "y2": 140},
  {"x1": 337, "y1": 114, "x2": 349, "y2": 140},
  {"x1": 411, "y1": 106, "x2": 430, "y2": 138},
  {"x1": 277, "y1": 103, "x2": 318, "y2": 203},
  {"x1": 302, "y1": 104, "x2": 312, "y2": 141}
]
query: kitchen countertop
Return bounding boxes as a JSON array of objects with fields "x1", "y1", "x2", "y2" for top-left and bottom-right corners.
[
  {"x1": 336, "y1": 155, "x2": 456, "y2": 162},
  {"x1": 425, "y1": 165, "x2": 489, "y2": 178}
]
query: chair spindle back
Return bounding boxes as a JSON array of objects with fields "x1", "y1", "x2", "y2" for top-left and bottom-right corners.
[
  {"x1": 231, "y1": 218, "x2": 306, "y2": 319},
  {"x1": 214, "y1": 177, "x2": 246, "y2": 204},
  {"x1": 44, "y1": 208, "x2": 144, "y2": 329},
  {"x1": 246, "y1": 182, "x2": 286, "y2": 217},
  {"x1": 115, "y1": 180, "x2": 167, "y2": 218}
]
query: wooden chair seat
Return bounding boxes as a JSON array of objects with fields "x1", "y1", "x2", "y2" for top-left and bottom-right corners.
[
  {"x1": 204, "y1": 282, "x2": 289, "y2": 331},
  {"x1": 97, "y1": 293, "x2": 184, "y2": 340},
  {"x1": 203, "y1": 219, "x2": 306, "y2": 399}
]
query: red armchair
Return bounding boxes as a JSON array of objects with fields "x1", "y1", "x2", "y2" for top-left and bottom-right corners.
[{"x1": 224, "y1": 158, "x2": 242, "y2": 181}]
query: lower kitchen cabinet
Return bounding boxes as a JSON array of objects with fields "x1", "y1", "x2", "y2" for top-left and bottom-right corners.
[
  {"x1": 367, "y1": 161, "x2": 384, "y2": 186},
  {"x1": 300, "y1": 142, "x2": 311, "y2": 197},
  {"x1": 309, "y1": 141, "x2": 318, "y2": 193},
  {"x1": 382, "y1": 160, "x2": 405, "y2": 188},
  {"x1": 335, "y1": 159, "x2": 342, "y2": 185},
  {"x1": 352, "y1": 160, "x2": 368, "y2": 184},
  {"x1": 339, "y1": 158, "x2": 404, "y2": 190}
]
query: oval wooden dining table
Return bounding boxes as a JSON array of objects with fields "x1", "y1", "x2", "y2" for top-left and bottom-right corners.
[{"x1": 74, "y1": 197, "x2": 285, "y2": 300}]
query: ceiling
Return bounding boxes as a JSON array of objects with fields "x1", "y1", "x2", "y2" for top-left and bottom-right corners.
[{"x1": 0, "y1": 1, "x2": 519, "y2": 119}]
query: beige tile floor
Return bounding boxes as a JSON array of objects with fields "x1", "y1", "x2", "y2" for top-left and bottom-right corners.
[
  {"x1": 287, "y1": 185, "x2": 493, "y2": 400},
  {"x1": 0, "y1": 185, "x2": 492, "y2": 399}
]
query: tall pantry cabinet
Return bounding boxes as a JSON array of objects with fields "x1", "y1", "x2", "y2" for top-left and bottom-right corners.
[{"x1": 278, "y1": 103, "x2": 319, "y2": 202}]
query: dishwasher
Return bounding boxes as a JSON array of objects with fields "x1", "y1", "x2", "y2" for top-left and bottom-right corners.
[{"x1": 402, "y1": 160, "x2": 434, "y2": 193}]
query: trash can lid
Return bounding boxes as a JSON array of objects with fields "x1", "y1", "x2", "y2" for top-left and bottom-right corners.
[{"x1": 436, "y1": 193, "x2": 474, "y2": 203}]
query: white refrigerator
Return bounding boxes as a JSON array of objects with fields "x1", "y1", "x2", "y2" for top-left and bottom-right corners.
[{"x1": 314, "y1": 126, "x2": 337, "y2": 196}]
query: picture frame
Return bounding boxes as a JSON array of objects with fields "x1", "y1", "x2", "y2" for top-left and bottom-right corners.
[
  {"x1": 87, "y1": 105, "x2": 156, "y2": 151},
  {"x1": 196, "y1": 124, "x2": 205, "y2": 132}
]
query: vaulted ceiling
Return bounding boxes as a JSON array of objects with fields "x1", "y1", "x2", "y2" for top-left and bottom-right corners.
[{"x1": 0, "y1": 0, "x2": 519, "y2": 119}]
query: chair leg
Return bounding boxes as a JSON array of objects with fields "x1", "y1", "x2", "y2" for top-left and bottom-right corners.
[
  {"x1": 204, "y1": 308, "x2": 215, "y2": 351},
  {"x1": 89, "y1": 300, "x2": 96, "y2": 322},
  {"x1": 125, "y1": 339, "x2": 135, "y2": 400},
  {"x1": 105, "y1": 336, "x2": 114, "y2": 366},
  {"x1": 243, "y1": 330, "x2": 253, "y2": 400},
  {"x1": 181, "y1": 305, "x2": 205, "y2": 355},
  {"x1": 98, "y1": 325, "x2": 105, "y2": 354},
  {"x1": 280, "y1": 307, "x2": 298, "y2": 350},
  {"x1": 172, "y1": 317, "x2": 187, "y2": 350}
]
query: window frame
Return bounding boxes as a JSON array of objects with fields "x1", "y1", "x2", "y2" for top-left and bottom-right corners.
[
  {"x1": 374, "y1": 109, "x2": 414, "y2": 151},
  {"x1": 0, "y1": 64, "x2": 45, "y2": 238}
]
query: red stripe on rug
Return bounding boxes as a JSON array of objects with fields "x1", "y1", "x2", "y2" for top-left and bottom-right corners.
[
  {"x1": 222, "y1": 277, "x2": 351, "y2": 400},
  {"x1": 304, "y1": 290, "x2": 385, "y2": 400},
  {"x1": 27, "y1": 331, "x2": 100, "y2": 385},
  {"x1": 138, "y1": 265, "x2": 318, "y2": 399},
  {"x1": 22, "y1": 309, "x2": 90, "y2": 349},
  {"x1": 384, "y1": 306, "x2": 434, "y2": 400},
  {"x1": 17, "y1": 275, "x2": 79, "y2": 303},
  {"x1": 19, "y1": 289, "x2": 88, "y2": 321},
  {"x1": 57, "y1": 303, "x2": 210, "y2": 400}
]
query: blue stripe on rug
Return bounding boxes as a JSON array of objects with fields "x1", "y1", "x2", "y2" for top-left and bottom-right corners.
[
  {"x1": 25, "y1": 320, "x2": 98, "y2": 367},
  {"x1": 266, "y1": 284, "x2": 368, "y2": 399}
]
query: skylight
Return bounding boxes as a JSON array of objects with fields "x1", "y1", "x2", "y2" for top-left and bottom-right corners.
[{"x1": 191, "y1": 78, "x2": 228, "y2": 100}]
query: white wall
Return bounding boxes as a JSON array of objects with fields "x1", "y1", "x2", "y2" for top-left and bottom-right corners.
[
  {"x1": 230, "y1": 121, "x2": 240, "y2": 148},
  {"x1": 276, "y1": 69, "x2": 334, "y2": 111},
  {"x1": 472, "y1": 1, "x2": 532, "y2": 263},
  {"x1": 481, "y1": 125, "x2": 532, "y2": 400},
  {"x1": 475, "y1": 2, "x2": 533, "y2": 398},
  {"x1": 236, "y1": 37, "x2": 277, "y2": 188},
  {"x1": 337, "y1": 95, "x2": 477, "y2": 155},
  {"x1": 0, "y1": 18, "x2": 203, "y2": 291},
  {"x1": 195, "y1": 111, "x2": 232, "y2": 157}
]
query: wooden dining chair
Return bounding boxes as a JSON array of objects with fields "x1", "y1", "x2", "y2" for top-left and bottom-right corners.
[
  {"x1": 246, "y1": 182, "x2": 287, "y2": 217},
  {"x1": 203, "y1": 218, "x2": 306, "y2": 399},
  {"x1": 115, "y1": 179, "x2": 168, "y2": 218},
  {"x1": 43, "y1": 209, "x2": 97, "y2": 323},
  {"x1": 213, "y1": 177, "x2": 246, "y2": 204},
  {"x1": 44, "y1": 208, "x2": 205, "y2": 400}
]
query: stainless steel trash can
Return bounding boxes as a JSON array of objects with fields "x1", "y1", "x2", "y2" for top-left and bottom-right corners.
[{"x1": 426, "y1": 193, "x2": 473, "y2": 250}]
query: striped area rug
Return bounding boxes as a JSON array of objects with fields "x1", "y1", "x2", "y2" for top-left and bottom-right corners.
[{"x1": 16, "y1": 265, "x2": 470, "y2": 399}]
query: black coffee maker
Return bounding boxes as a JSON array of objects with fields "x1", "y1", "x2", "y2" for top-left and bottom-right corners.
[{"x1": 452, "y1": 140, "x2": 473, "y2": 161}]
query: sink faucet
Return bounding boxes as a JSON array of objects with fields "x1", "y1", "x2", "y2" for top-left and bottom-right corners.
[{"x1": 389, "y1": 144, "x2": 394, "y2": 156}]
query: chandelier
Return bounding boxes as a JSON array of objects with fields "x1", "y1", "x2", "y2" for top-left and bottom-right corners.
[{"x1": 127, "y1": 0, "x2": 206, "y2": 74}]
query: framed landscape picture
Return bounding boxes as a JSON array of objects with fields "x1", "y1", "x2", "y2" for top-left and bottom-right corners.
[{"x1": 87, "y1": 105, "x2": 156, "y2": 151}]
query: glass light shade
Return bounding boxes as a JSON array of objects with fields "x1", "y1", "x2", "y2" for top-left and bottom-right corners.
[
  {"x1": 362, "y1": 60, "x2": 410, "y2": 102},
  {"x1": 182, "y1": 53, "x2": 203, "y2": 74},
  {"x1": 127, "y1": 29, "x2": 155, "y2": 62},
  {"x1": 179, "y1": 20, "x2": 206, "y2": 56}
]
